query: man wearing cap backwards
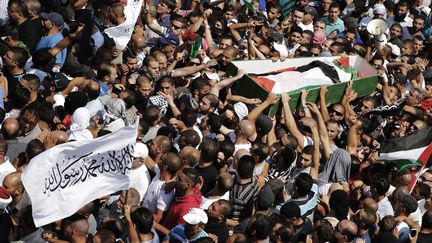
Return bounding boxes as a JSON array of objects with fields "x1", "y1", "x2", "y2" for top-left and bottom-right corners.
[
  {"x1": 166, "y1": 208, "x2": 209, "y2": 242},
  {"x1": 36, "y1": 12, "x2": 67, "y2": 67}
]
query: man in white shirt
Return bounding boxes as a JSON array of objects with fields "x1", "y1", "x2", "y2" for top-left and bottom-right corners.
[
  {"x1": 142, "y1": 152, "x2": 182, "y2": 223},
  {"x1": 0, "y1": 140, "x2": 15, "y2": 184}
]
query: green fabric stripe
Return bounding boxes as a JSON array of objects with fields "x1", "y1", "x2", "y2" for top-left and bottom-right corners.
[
  {"x1": 189, "y1": 35, "x2": 202, "y2": 59},
  {"x1": 380, "y1": 159, "x2": 423, "y2": 171}
]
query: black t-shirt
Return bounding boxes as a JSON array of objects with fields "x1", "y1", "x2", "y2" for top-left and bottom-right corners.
[
  {"x1": 196, "y1": 163, "x2": 219, "y2": 196},
  {"x1": 418, "y1": 232, "x2": 432, "y2": 243},
  {"x1": 0, "y1": 212, "x2": 13, "y2": 243},
  {"x1": 205, "y1": 221, "x2": 230, "y2": 243},
  {"x1": 292, "y1": 217, "x2": 313, "y2": 243},
  {"x1": 17, "y1": 18, "x2": 43, "y2": 53}
]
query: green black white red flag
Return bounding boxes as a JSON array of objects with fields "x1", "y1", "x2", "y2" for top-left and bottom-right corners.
[{"x1": 379, "y1": 127, "x2": 432, "y2": 171}]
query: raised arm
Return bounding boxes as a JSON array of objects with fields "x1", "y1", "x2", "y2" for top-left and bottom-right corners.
[
  {"x1": 307, "y1": 102, "x2": 333, "y2": 161},
  {"x1": 319, "y1": 85, "x2": 330, "y2": 122},
  {"x1": 346, "y1": 116, "x2": 360, "y2": 155},
  {"x1": 171, "y1": 60, "x2": 217, "y2": 78},
  {"x1": 300, "y1": 89, "x2": 312, "y2": 118},
  {"x1": 281, "y1": 93, "x2": 305, "y2": 148},
  {"x1": 210, "y1": 69, "x2": 245, "y2": 97},
  {"x1": 299, "y1": 117, "x2": 319, "y2": 180},
  {"x1": 247, "y1": 93, "x2": 279, "y2": 122}
]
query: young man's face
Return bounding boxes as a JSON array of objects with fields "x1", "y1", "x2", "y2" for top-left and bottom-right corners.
[
  {"x1": 402, "y1": 43, "x2": 413, "y2": 55},
  {"x1": 293, "y1": 10, "x2": 304, "y2": 25},
  {"x1": 290, "y1": 31, "x2": 302, "y2": 45},
  {"x1": 267, "y1": 7, "x2": 280, "y2": 21},
  {"x1": 414, "y1": 18, "x2": 425, "y2": 33},
  {"x1": 329, "y1": 7, "x2": 340, "y2": 21},
  {"x1": 314, "y1": 22, "x2": 326, "y2": 32},
  {"x1": 413, "y1": 39, "x2": 424, "y2": 53},
  {"x1": 390, "y1": 26, "x2": 402, "y2": 38}
]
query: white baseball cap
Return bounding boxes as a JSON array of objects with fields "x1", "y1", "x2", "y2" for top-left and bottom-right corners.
[
  {"x1": 133, "y1": 142, "x2": 148, "y2": 159},
  {"x1": 183, "y1": 208, "x2": 208, "y2": 225}
]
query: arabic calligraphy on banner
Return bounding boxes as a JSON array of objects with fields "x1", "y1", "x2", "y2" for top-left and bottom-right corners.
[{"x1": 22, "y1": 123, "x2": 138, "y2": 227}]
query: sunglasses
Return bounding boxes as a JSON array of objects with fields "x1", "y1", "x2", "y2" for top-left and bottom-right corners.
[
  {"x1": 330, "y1": 109, "x2": 344, "y2": 116},
  {"x1": 172, "y1": 25, "x2": 183, "y2": 30}
]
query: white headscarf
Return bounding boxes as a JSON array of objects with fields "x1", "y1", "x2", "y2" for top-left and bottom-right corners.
[{"x1": 68, "y1": 107, "x2": 93, "y2": 141}]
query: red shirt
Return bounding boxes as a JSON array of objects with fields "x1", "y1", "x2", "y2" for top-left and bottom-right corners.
[{"x1": 163, "y1": 186, "x2": 202, "y2": 229}]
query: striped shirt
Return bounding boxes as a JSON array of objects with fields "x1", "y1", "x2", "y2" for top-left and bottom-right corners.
[
  {"x1": 277, "y1": 181, "x2": 319, "y2": 219},
  {"x1": 229, "y1": 176, "x2": 260, "y2": 221}
]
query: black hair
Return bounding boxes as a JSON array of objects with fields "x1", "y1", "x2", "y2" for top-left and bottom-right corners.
[
  {"x1": 131, "y1": 207, "x2": 154, "y2": 234},
  {"x1": 237, "y1": 155, "x2": 255, "y2": 179},
  {"x1": 294, "y1": 173, "x2": 313, "y2": 197},
  {"x1": 198, "y1": 138, "x2": 219, "y2": 163}
]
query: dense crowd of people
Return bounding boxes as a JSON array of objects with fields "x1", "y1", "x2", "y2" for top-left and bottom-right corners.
[{"x1": 0, "y1": 0, "x2": 432, "y2": 242}]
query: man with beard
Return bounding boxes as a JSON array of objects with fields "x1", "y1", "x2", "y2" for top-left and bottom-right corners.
[
  {"x1": 217, "y1": 46, "x2": 239, "y2": 76},
  {"x1": 166, "y1": 208, "x2": 209, "y2": 242},
  {"x1": 402, "y1": 14, "x2": 426, "y2": 41},
  {"x1": 163, "y1": 167, "x2": 202, "y2": 229},
  {"x1": 36, "y1": 12, "x2": 66, "y2": 67},
  {"x1": 387, "y1": 1, "x2": 413, "y2": 28}
]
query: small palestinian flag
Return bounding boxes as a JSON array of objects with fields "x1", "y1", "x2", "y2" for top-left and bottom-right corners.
[{"x1": 379, "y1": 127, "x2": 432, "y2": 171}]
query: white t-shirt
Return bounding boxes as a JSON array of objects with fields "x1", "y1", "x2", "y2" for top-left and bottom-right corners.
[
  {"x1": 141, "y1": 174, "x2": 174, "y2": 213},
  {"x1": 377, "y1": 196, "x2": 394, "y2": 219},
  {"x1": 129, "y1": 164, "x2": 151, "y2": 202},
  {"x1": 0, "y1": 157, "x2": 16, "y2": 183}
]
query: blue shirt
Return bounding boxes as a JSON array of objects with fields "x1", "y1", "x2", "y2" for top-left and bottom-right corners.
[
  {"x1": 36, "y1": 32, "x2": 66, "y2": 67},
  {"x1": 98, "y1": 81, "x2": 110, "y2": 97},
  {"x1": 166, "y1": 224, "x2": 208, "y2": 242},
  {"x1": 323, "y1": 17, "x2": 345, "y2": 36}
]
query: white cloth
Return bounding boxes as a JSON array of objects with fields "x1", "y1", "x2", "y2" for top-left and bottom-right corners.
[
  {"x1": 200, "y1": 192, "x2": 230, "y2": 210},
  {"x1": 0, "y1": 157, "x2": 15, "y2": 184},
  {"x1": 67, "y1": 107, "x2": 93, "y2": 141},
  {"x1": 377, "y1": 196, "x2": 394, "y2": 219},
  {"x1": 129, "y1": 164, "x2": 151, "y2": 202},
  {"x1": 262, "y1": 61, "x2": 352, "y2": 94},
  {"x1": 22, "y1": 122, "x2": 138, "y2": 227},
  {"x1": 141, "y1": 174, "x2": 174, "y2": 213}
]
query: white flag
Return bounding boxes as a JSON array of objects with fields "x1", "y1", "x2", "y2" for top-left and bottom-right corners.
[
  {"x1": 22, "y1": 124, "x2": 138, "y2": 227},
  {"x1": 104, "y1": 0, "x2": 144, "y2": 50}
]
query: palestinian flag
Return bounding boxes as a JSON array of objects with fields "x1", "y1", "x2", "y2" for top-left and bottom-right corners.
[{"x1": 379, "y1": 127, "x2": 432, "y2": 171}]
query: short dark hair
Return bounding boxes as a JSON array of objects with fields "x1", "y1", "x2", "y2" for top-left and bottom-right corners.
[
  {"x1": 10, "y1": 87, "x2": 30, "y2": 109},
  {"x1": 250, "y1": 214, "x2": 272, "y2": 240},
  {"x1": 190, "y1": 77, "x2": 210, "y2": 94},
  {"x1": 131, "y1": 207, "x2": 153, "y2": 234},
  {"x1": 181, "y1": 109, "x2": 197, "y2": 127},
  {"x1": 219, "y1": 139, "x2": 235, "y2": 160},
  {"x1": 183, "y1": 167, "x2": 200, "y2": 186},
  {"x1": 207, "y1": 113, "x2": 223, "y2": 133},
  {"x1": 8, "y1": 0, "x2": 29, "y2": 17},
  {"x1": 26, "y1": 139, "x2": 45, "y2": 161},
  {"x1": 143, "y1": 105, "x2": 160, "y2": 125},
  {"x1": 199, "y1": 138, "x2": 219, "y2": 163},
  {"x1": 294, "y1": 173, "x2": 313, "y2": 197},
  {"x1": 95, "y1": 229, "x2": 116, "y2": 243},
  {"x1": 237, "y1": 155, "x2": 255, "y2": 179},
  {"x1": 180, "y1": 130, "x2": 201, "y2": 148},
  {"x1": 372, "y1": 175, "x2": 390, "y2": 196},
  {"x1": 422, "y1": 210, "x2": 432, "y2": 229},
  {"x1": 11, "y1": 47, "x2": 29, "y2": 68}
]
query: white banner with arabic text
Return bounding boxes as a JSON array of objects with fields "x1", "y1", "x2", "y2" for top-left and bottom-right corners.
[{"x1": 22, "y1": 124, "x2": 138, "y2": 227}]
